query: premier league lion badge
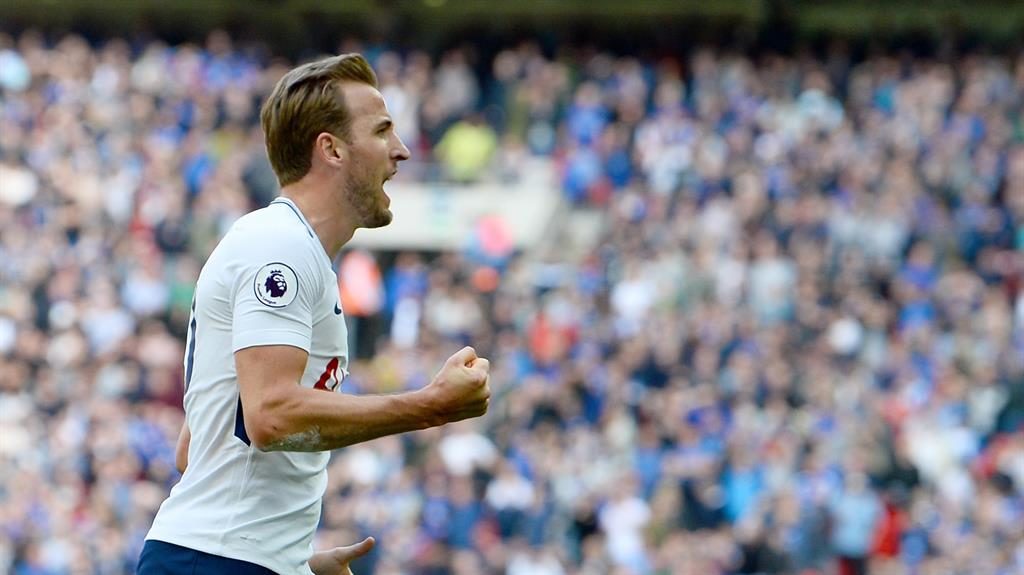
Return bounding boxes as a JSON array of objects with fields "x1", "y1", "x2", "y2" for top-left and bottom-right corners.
[{"x1": 254, "y1": 262, "x2": 298, "y2": 308}]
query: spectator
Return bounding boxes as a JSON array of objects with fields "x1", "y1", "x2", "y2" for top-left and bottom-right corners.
[
  {"x1": 829, "y1": 472, "x2": 882, "y2": 575},
  {"x1": 434, "y1": 113, "x2": 498, "y2": 183}
]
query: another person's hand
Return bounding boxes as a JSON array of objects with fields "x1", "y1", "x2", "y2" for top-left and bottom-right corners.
[
  {"x1": 309, "y1": 536, "x2": 375, "y2": 575},
  {"x1": 425, "y1": 346, "x2": 491, "y2": 424}
]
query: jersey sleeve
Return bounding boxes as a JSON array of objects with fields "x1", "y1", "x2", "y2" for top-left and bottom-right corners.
[{"x1": 230, "y1": 232, "x2": 324, "y2": 353}]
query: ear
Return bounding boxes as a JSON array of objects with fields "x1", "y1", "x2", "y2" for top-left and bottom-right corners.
[{"x1": 315, "y1": 132, "x2": 345, "y2": 167}]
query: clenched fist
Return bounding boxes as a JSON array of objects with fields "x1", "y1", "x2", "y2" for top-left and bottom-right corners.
[{"x1": 425, "y1": 346, "x2": 491, "y2": 424}]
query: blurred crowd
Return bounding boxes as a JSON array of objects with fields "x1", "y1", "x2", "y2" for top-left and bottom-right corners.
[{"x1": 1, "y1": 28, "x2": 1024, "y2": 575}]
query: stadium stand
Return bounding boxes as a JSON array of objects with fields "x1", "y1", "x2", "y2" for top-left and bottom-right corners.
[{"x1": 0, "y1": 21, "x2": 1022, "y2": 575}]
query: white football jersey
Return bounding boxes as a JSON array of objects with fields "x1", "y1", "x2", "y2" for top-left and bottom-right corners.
[{"x1": 146, "y1": 197, "x2": 349, "y2": 575}]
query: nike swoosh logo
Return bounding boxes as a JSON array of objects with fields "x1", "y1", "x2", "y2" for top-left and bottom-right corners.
[{"x1": 334, "y1": 303, "x2": 342, "y2": 315}]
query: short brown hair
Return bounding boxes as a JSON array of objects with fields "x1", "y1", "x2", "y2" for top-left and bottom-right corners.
[{"x1": 260, "y1": 53, "x2": 378, "y2": 186}]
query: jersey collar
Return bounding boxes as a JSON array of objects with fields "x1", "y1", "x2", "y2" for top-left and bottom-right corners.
[{"x1": 270, "y1": 196, "x2": 333, "y2": 267}]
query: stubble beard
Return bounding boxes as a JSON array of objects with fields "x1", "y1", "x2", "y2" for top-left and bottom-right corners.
[{"x1": 347, "y1": 180, "x2": 392, "y2": 229}]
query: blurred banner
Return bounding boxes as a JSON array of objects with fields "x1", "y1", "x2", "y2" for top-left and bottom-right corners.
[{"x1": 350, "y1": 158, "x2": 560, "y2": 251}]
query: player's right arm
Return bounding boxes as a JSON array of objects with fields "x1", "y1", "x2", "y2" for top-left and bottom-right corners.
[
  {"x1": 227, "y1": 224, "x2": 489, "y2": 452},
  {"x1": 235, "y1": 344, "x2": 490, "y2": 452}
]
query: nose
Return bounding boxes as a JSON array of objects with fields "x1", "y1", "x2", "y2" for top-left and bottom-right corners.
[{"x1": 391, "y1": 134, "x2": 411, "y2": 162}]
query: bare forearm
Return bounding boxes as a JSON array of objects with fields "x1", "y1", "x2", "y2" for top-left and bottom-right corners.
[
  {"x1": 237, "y1": 344, "x2": 489, "y2": 453},
  {"x1": 257, "y1": 387, "x2": 439, "y2": 452}
]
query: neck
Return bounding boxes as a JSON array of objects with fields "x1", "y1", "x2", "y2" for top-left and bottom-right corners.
[{"x1": 279, "y1": 178, "x2": 356, "y2": 261}]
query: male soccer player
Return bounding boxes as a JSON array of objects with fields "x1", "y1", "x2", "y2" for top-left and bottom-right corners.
[{"x1": 137, "y1": 54, "x2": 492, "y2": 575}]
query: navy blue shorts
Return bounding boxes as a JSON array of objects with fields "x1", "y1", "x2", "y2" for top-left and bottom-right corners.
[{"x1": 137, "y1": 539, "x2": 278, "y2": 575}]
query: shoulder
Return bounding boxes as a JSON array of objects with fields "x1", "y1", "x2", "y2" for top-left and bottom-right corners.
[
  {"x1": 219, "y1": 206, "x2": 327, "y2": 300},
  {"x1": 229, "y1": 204, "x2": 309, "y2": 246},
  {"x1": 222, "y1": 206, "x2": 321, "y2": 268}
]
